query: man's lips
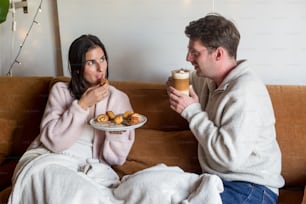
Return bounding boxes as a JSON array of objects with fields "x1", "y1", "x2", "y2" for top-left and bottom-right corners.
[{"x1": 193, "y1": 65, "x2": 199, "y2": 70}]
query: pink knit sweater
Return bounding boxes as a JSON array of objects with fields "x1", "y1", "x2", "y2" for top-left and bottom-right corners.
[{"x1": 29, "y1": 82, "x2": 135, "y2": 166}]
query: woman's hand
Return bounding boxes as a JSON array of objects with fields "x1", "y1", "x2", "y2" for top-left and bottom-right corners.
[
  {"x1": 78, "y1": 83, "x2": 109, "y2": 110},
  {"x1": 109, "y1": 131, "x2": 126, "y2": 134}
]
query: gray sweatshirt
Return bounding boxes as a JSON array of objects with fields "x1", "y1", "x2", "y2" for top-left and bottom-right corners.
[{"x1": 182, "y1": 60, "x2": 285, "y2": 194}]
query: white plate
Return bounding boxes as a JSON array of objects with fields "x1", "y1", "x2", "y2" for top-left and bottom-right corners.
[{"x1": 89, "y1": 115, "x2": 147, "y2": 131}]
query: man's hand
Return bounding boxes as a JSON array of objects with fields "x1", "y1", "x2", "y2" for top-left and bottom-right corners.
[{"x1": 167, "y1": 83, "x2": 199, "y2": 114}]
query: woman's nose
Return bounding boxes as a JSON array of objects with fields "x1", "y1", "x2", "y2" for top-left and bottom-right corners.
[{"x1": 96, "y1": 61, "x2": 103, "y2": 71}]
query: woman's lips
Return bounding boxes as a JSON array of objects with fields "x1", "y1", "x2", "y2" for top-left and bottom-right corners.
[{"x1": 96, "y1": 76, "x2": 103, "y2": 84}]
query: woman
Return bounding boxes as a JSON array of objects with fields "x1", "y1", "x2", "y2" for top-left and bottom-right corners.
[{"x1": 8, "y1": 34, "x2": 135, "y2": 204}]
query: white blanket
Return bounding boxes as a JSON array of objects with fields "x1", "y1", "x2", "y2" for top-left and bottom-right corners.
[
  {"x1": 114, "y1": 163, "x2": 223, "y2": 204},
  {"x1": 8, "y1": 148, "x2": 123, "y2": 204},
  {"x1": 8, "y1": 149, "x2": 223, "y2": 204}
]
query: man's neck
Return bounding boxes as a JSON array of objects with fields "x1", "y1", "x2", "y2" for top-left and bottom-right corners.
[{"x1": 215, "y1": 59, "x2": 237, "y2": 87}]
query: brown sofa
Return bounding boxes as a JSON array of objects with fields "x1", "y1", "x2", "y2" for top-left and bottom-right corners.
[{"x1": 0, "y1": 76, "x2": 305, "y2": 204}]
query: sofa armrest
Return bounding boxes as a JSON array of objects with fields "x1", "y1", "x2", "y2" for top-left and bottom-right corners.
[
  {"x1": 0, "y1": 159, "x2": 18, "y2": 191},
  {"x1": 0, "y1": 186, "x2": 11, "y2": 204},
  {"x1": 302, "y1": 186, "x2": 306, "y2": 204}
]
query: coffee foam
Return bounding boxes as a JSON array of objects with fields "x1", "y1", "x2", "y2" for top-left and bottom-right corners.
[{"x1": 172, "y1": 69, "x2": 190, "y2": 79}]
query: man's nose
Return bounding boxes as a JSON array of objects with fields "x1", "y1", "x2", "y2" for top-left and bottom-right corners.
[{"x1": 186, "y1": 51, "x2": 193, "y2": 62}]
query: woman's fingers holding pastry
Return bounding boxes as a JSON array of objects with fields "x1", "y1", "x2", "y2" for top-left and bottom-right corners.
[
  {"x1": 78, "y1": 85, "x2": 109, "y2": 109},
  {"x1": 100, "y1": 78, "x2": 109, "y2": 86},
  {"x1": 93, "y1": 83, "x2": 109, "y2": 100}
]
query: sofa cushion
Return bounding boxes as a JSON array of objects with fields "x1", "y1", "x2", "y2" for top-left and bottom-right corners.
[
  {"x1": 0, "y1": 118, "x2": 17, "y2": 164},
  {"x1": 113, "y1": 129, "x2": 202, "y2": 177},
  {"x1": 278, "y1": 188, "x2": 304, "y2": 204}
]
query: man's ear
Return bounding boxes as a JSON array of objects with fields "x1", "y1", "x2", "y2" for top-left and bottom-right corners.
[{"x1": 215, "y1": 47, "x2": 224, "y2": 61}]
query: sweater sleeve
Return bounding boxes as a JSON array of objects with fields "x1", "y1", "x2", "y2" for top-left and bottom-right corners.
[{"x1": 39, "y1": 82, "x2": 89, "y2": 152}]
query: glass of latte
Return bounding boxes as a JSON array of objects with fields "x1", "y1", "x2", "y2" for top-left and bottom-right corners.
[{"x1": 171, "y1": 68, "x2": 190, "y2": 95}]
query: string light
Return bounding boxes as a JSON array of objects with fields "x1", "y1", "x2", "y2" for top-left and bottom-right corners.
[{"x1": 6, "y1": 0, "x2": 44, "y2": 76}]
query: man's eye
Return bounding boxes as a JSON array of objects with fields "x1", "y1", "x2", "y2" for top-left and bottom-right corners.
[{"x1": 190, "y1": 50, "x2": 199, "y2": 57}]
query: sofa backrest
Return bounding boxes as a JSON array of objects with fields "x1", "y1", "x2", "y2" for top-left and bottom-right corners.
[
  {"x1": 0, "y1": 77, "x2": 52, "y2": 156},
  {"x1": 267, "y1": 85, "x2": 306, "y2": 187},
  {"x1": 111, "y1": 81, "x2": 189, "y2": 131}
]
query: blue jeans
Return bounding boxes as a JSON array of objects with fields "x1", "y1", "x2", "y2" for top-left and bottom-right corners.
[{"x1": 220, "y1": 180, "x2": 278, "y2": 204}]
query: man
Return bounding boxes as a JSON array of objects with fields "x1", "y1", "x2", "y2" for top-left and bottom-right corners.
[{"x1": 167, "y1": 13, "x2": 284, "y2": 204}]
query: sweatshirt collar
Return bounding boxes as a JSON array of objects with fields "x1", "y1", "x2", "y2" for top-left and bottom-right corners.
[{"x1": 210, "y1": 59, "x2": 248, "y2": 92}]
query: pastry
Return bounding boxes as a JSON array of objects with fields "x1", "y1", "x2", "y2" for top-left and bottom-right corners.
[
  {"x1": 106, "y1": 111, "x2": 116, "y2": 120},
  {"x1": 123, "y1": 111, "x2": 134, "y2": 119},
  {"x1": 96, "y1": 114, "x2": 109, "y2": 122},
  {"x1": 128, "y1": 113, "x2": 142, "y2": 125},
  {"x1": 96, "y1": 111, "x2": 142, "y2": 126},
  {"x1": 114, "y1": 115, "x2": 123, "y2": 125},
  {"x1": 100, "y1": 78, "x2": 108, "y2": 86}
]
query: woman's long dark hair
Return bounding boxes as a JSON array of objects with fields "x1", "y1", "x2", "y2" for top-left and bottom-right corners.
[{"x1": 68, "y1": 34, "x2": 109, "y2": 99}]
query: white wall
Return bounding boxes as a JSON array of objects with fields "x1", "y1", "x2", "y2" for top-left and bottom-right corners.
[
  {"x1": 1, "y1": 0, "x2": 306, "y2": 85},
  {"x1": 0, "y1": 0, "x2": 61, "y2": 76}
]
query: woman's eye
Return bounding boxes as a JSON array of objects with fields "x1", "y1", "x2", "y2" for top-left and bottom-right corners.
[
  {"x1": 100, "y1": 56, "x2": 106, "y2": 63},
  {"x1": 87, "y1": 60, "x2": 94, "y2": 66},
  {"x1": 85, "y1": 56, "x2": 105, "y2": 66}
]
